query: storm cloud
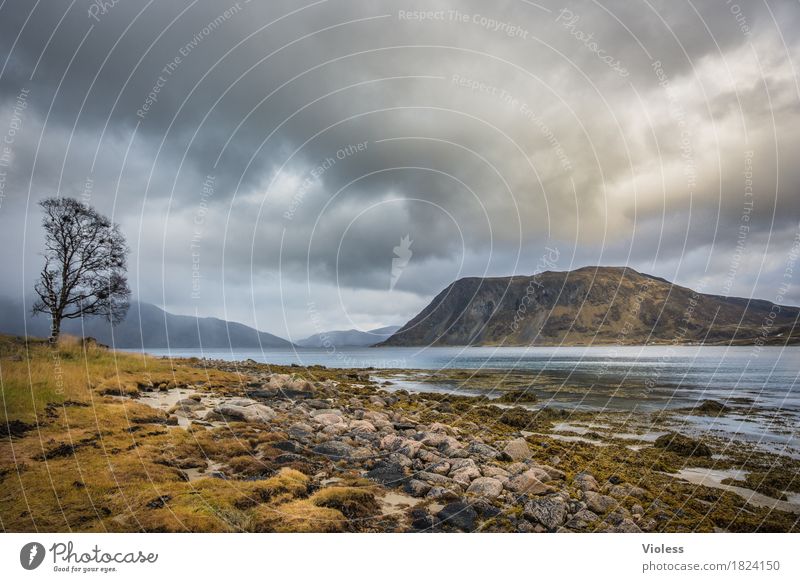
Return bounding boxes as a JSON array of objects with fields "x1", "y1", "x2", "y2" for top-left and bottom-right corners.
[{"x1": 1, "y1": 0, "x2": 799, "y2": 340}]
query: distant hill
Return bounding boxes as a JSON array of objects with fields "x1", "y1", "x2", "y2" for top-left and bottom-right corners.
[
  {"x1": 0, "y1": 299, "x2": 292, "y2": 348},
  {"x1": 379, "y1": 266, "x2": 800, "y2": 347},
  {"x1": 296, "y1": 325, "x2": 401, "y2": 348}
]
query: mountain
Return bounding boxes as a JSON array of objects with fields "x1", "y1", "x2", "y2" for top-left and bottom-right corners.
[
  {"x1": 0, "y1": 299, "x2": 292, "y2": 348},
  {"x1": 379, "y1": 266, "x2": 800, "y2": 347},
  {"x1": 296, "y1": 325, "x2": 401, "y2": 348}
]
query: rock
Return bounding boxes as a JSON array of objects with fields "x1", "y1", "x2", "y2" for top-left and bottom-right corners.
[
  {"x1": 448, "y1": 458, "x2": 479, "y2": 474},
  {"x1": 428, "y1": 460, "x2": 451, "y2": 475},
  {"x1": 565, "y1": 508, "x2": 599, "y2": 529},
  {"x1": 506, "y1": 470, "x2": 554, "y2": 495},
  {"x1": 288, "y1": 423, "x2": 313, "y2": 440},
  {"x1": 535, "y1": 464, "x2": 566, "y2": 481},
  {"x1": 366, "y1": 460, "x2": 408, "y2": 487},
  {"x1": 410, "y1": 508, "x2": 436, "y2": 530},
  {"x1": 349, "y1": 420, "x2": 377, "y2": 433},
  {"x1": 405, "y1": 479, "x2": 432, "y2": 498},
  {"x1": 466, "y1": 477, "x2": 504, "y2": 499},
  {"x1": 425, "y1": 486, "x2": 460, "y2": 501},
  {"x1": 214, "y1": 401, "x2": 276, "y2": 424},
  {"x1": 609, "y1": 483, "x2": 647, "y2": 500},
  {"x1": 429, "y1": 422, "x2": 455, "y2": 434},
  {"x1": 436, "y1": 436, "x2": 464, "y2": 457},
  {"x1": 584, "y1": 491, "x2": 618, "y2": 514},
  {"x1": 523, "y1": 497, "x2": 568, "y2": 530},
  {"x1": 450, "y1": 466, "x2": 481, "y2": 486},
  {"x1": 471, "y1": 498, "x2": 502, "y2": 518},
  {"x1": 611, "y1": 518, "x2": 642, "y2": 533},
  {"x1": 393, "y1": 421, "x2": 417, "y2": 431},
  {"x1": 522, "y1": 466, "x2": 552, "y2": 482},
  {"x1": 416, "y1": 471, "x2": 456, "y2": 486},
  {"x1": 632, "y1": 504, "x2": 645, "y2": 516},
  {"x1": 481, "y1": 465, "x2": 511, "y2": 480},
  {"x1": 574, "y1": 471, "x2": 600, "y2": 492},
  {"x1": 416, "y1": 448, "x2": 442, "y2": 463},
  {"x1": 174, "y1": 398, "x2": 205, "y2": 411},
  {"x1": 311, "y1": 441, "x2": 354, "y2": 460},
  {"x1": 502, "y1": 437, "x2": 532, "y2": 462},
  {"x1": 274, "y1": 453, "x2": 309, "y2": 465},
  {"x1": 467, "y1": 441, "x2": 502, "y2": 461},
  {"x1": 304, "y1": 399, "x2": 331, "y2": 409},
  {"x1": 436, "y1": 502, "x2": 478, "y2": 532},
  {"x1": 272, "y1": 440, "x2": 302, "y2": 453},
  {"x1": 387, "y1": 452, "x2": 413, "y2": 468},
  {"x1": 310, "y1": 408, "x2": 341, "y2": 416},
  {"x1": 314, "y1": 413, "x2": 345, "y2": 426},
  {"x1": 369, "y1": 395, "x2": 386, "y2": 407},
  {"x1": 653, "y1": 433, "x2": 712, "y2": 457},
  {"x1": 380, "y1": 435, "x2": 422, "y2": 458},
  {"x1": 364, "y1": 410, "x2": 390, "y2": 423},
  {"x1": 693, "y1": 399, "x2": 729, "y2": 416}
]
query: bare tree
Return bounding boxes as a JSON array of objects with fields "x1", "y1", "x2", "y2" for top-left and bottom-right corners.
[{"x1": 32, "y1": 197, "x2": 130, "y2": 342}]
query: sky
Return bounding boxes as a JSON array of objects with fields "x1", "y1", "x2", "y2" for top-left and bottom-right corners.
[{"x1": 0, "y1": 0, "x2": 799, "y2": 341}]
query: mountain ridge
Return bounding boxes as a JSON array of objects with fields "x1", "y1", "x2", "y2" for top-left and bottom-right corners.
[
  {"x1": 295, "y1": 325, "x2": 401, "y2": 348},
  {"x1": 0, "y1": 299, "x2": 292, "y2": 348}
]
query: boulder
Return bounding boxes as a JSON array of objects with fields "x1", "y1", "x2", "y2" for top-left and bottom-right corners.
[
  {"x1": 466, "y1": 477, "x2": 504, "y2": 499},
  {"x1": 565, "y1": 508, "x2": 599, "y2": 529},
  {"x1": 506, "y1": 470, "x2": 554, "y2": 495},
  {"x1": 450, "y1": 465, "x2": 482, "y2": 486},
  {"x1": 467, "y1": 441, "x2": 502, "y2": 461},
  {"x1": 311, "y1": 441, "x2": 354, "y2": 460},
  {"x1": 366, "y1": 460, "x2": 407, "y2": 487},
  {"x1": 609, "y1": 483, "x2": 647, "y2": 500},
  {"x1": 611, "y1": 518, "x2": 642, "y2": 533},
  {"x1": 653, "y1": 432, "x2": 712, "y2": 457},
  {"x1": 584, "y1": 491, "x2": 617, "y2": 514},
  {"x1": 425, "y1": 486, "x2": 460, "y2": 501},
  {"x1": 523, "y1": 497, "x2": 568, "y2": 530},
  {"x1": 315, "y1": 413, "x2": 345, "y2": 426},
  {"x1": 481, "y1": 465, "x2": 511, "y2": 480},
  {"x1": 416, "y1": 471, "x2": 456, "y2": 486},
  {"x1": 573, "y1": 471, "x2": 600, "y2": 492},
  {"x1": 213, "y1": 401, "x2": 276, "y2": 424},
  {"x1": 436, "y1": 502, "x2": 478, "y2": 532},
  {"x1": 405, "y1": 479, "x2": 432, "y2": 498},
  {"x1": 502, "y1": 437, "x2": 532, "y2": 462},
  {"x1": 349, "y1": 420, "x2": 377, "y2": 433}
]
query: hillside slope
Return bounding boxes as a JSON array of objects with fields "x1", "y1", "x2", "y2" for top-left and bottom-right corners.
[
  {"x1": 379, "y1": 267, "x2": 800, "y2": 346},
  {"x1": 0, "y1": 299, "x2": 292, "y2": 348}
]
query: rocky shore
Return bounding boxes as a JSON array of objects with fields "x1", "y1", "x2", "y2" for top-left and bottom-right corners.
[
  {"x1": 2, "y1": 336, "x2": 797, "y2": 533},
  {"x1": 137, "y1": 358, "x2": 800, "y2": 532}
]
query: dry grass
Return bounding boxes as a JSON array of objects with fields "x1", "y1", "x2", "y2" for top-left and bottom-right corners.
[{"x1": 0, "y1": 334, "x2": 391, "y2": 533}]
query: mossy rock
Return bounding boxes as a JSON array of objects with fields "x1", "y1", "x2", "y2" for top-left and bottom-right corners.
[{"x1": 654, "y1": 433, "x2": 711, "y2": 457}]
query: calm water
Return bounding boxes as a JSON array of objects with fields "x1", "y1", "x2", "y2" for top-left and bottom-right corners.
[
  {"x1": 130, "y1": 345, "x2": 800, "y2": 410},
  {"x1": 130, "y1": 345, "x2": 800, "y2": 455}
]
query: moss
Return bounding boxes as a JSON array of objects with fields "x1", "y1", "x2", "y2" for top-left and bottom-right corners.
[
  {"x1": 653, "y1": 432, "x2": 712, "y2": 457},
  {"x1": 310, "y1": 486, "x2": 380, "y2": 519}
]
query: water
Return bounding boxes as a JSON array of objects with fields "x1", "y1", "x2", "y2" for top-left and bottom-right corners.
[{"x1": 128, "y1": 344, "x2": 800, "y2": 456}]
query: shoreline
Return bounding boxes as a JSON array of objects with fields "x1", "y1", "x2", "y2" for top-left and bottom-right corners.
[{"x1": 3, "y1": 337, "x2": 798, "y2": 532}]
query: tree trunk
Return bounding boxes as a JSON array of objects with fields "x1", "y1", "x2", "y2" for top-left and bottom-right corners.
[{"x1": 49, "y1": 313, "x2": 61, "y2": 343}]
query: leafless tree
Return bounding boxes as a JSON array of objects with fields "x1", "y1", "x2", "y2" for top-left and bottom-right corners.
[{"x1": 32, "y1": 197, "x2": 130, "y2": 342}]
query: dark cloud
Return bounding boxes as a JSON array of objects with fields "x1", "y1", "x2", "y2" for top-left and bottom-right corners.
[{"x1": 1, "y1": 0, "x2": 799, "y2": 337}]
